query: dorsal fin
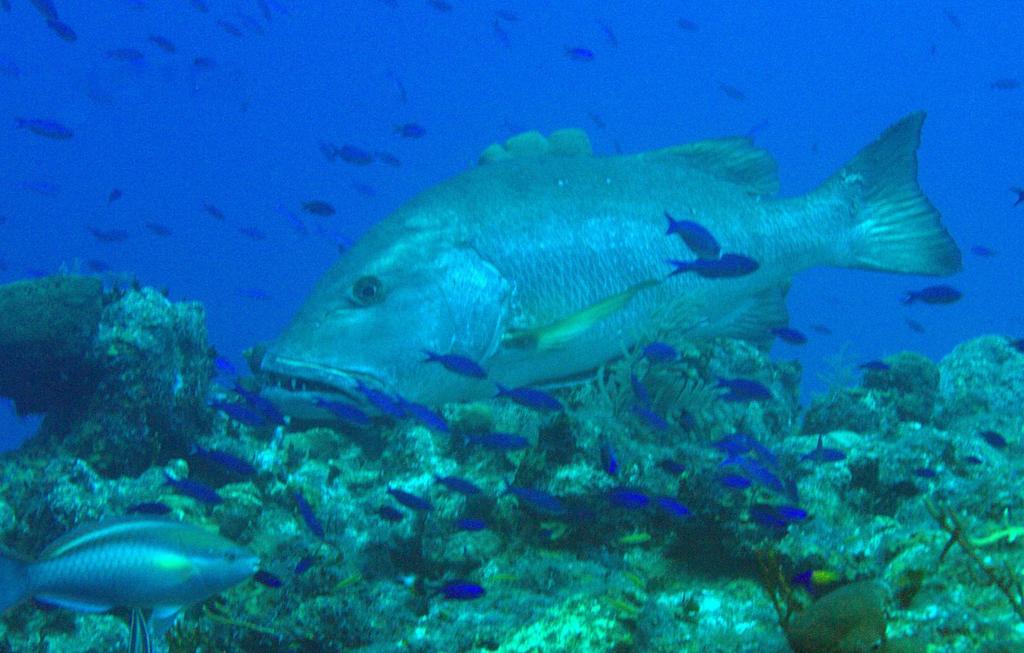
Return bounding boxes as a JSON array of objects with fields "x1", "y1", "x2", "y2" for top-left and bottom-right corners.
[
  {"x1": 645, "y1": 137, "x2": 779, "y2": 196},
  {"x1": 478, "y1": 128, "x2": 593, "y2": 165}
]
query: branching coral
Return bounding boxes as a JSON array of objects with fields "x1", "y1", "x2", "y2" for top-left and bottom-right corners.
[{"x1": 926, "y1": 500, "x2": 1024, "y2": 623}]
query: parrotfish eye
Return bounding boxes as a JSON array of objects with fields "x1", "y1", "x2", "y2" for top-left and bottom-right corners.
[{"x1": 352, "y1": 275, "x2": 384, "y2": 306}]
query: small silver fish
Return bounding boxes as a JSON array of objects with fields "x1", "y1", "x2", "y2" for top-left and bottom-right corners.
[{"x1": 0, "y1": 517, "x2": 258, "y2": 650}]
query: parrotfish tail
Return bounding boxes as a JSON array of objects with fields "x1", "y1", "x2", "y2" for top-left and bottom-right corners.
[
  {"x1": 828, "y1": 112, "x2": 962, "y2": 276},
  {"x1": 0, "y1": 554, "x2": 28, "y2": 612}
]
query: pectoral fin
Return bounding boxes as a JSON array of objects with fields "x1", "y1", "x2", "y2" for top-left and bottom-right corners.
[{"x1": 503, "y1": 279, "x2": 659, "y2": 351}]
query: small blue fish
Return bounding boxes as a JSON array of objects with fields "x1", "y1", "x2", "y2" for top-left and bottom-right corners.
[
  {"x1": 208, "y1": 401, "x2": 266, "y2": 426},
  {"x1": 770, "y1": 327, "x2": 808, "y2": 345},
  {"x1": 664, "y1": 212, "x2": 720, "y2": 259},
  {"x1": 254, "y1": 570, "x2": 282, "y2": 588},
  {"x1": 16, "y1": 118, "x2": 73, "y2": 140},
  {"x1": 336, "y1": 144, "x2": 375, "y2": 165},
  {"x1": 721, "y1": 456, "x2": 785, "y2": 494},
  {"x1": 397, "y1": 398, "x2": 449, "y2": 432},
  {"x1": 506, "y1": 484, "x2": 565, "y2": 515},
  {"x1": 980, "y1": 430, "x2": 1008, "y2": 449},
  {"x1": 387, "y1": 487, "x2": 433, "y2": 512},
  {"x1": 377, "y1": 506, "x2": 404, "y2": 522},
  {"x1": 719, "y1": 473, "x2": 751, "y2": 490},
  {"x1": 203, "y1": 203, "x2": 225, "y2": 220},
  {"x1": 667, "y1": 253, "x2": 760, "y2": 278},
  {"x1": 565, "y1": 46, "x2": 595, "y2": 62},
  {"x1": 302, "y1": 200, "x2": 335, "y2": 216},
  {"x1": 294, "y1": 556, "x2": 314, "y2": 575},
  {"x1": 440, "y1": 580, "x2": 485, "y2": 600},
  {"x1": 87, "y1": 226, "x2": 129, "y2": 243},
  {"x1": 423, "y1": 350, "x2": 487, "y2": 378},
  {"x1": 193, "y1": 56, "x2": 217, "y2": 70},
  {"x1": 716, "y1": 377, "x2": 772, "y2": 402},
  {"x1": 656, "y1": 458, "x2": 686, "y2": 475},
  {"x1": 607, "y1": 487, "x2": 649, "y2": 509},
  {"x1": 217, "y1": 19, "x2": 244, "y2": 37},
  {"x1": 642, "y1": 341, "x2": 678, "y2": 362},
  {"x1": 600, "y1": 442, "x2": 618, "y2": 477},
  {"x1": 46, "y1": 20, "x2": 77, "y2": 42},
  {"x1": 190, "y1": 444, "x2": 256, "y2": 476},
  {"x1": 655, "y1": 496, "x2": 691, "y2": 519},
  {"x1": 749, "y1": 503, "x2": 790, "y2": 529},
  {"x1": 164, "y1": 472, "x2": 223, "y2": 505},
  {"x1": 465, "y1": 432, "x2": 530, "y2": 451},
  {"x1": 315, "y1": 398, "x2": 371, "y2": 426},
  {"x1": 970, "y1": 245, "x2": 997, "y2": 257},
  {"x1": 434, "y1": 475, "x2": 482, "y2": 495},
  {"x1": 901, "y1": 285, "x2": 962, "y2": 305},
  {"x1": 859, "y1": 360, "x2": 890, "y2": 371},
  {"x1": 126, "y1": 501, "x2": 171, "y2": 515},
  {"x1": 495, "y1": 384, "x2": 563, "y2": 412},
  {"x1": 632, "y1": 404, "x2": 668, "y2": 431},
  {"x1": 774, "y1": 505, "x2": 809, "y2": 522},
  {"x1": 213, "y1": 356, "x2": 236, "y2": 376},
  {"x1": 394, "y1": 123, "x2": 426, "y2": 138},
  {"x1": 964, "y1": 455, "x2": 984, "y2": 466},
  {"x1": 800, "y1": 435, "x2": 846, "y2": 463},
  {"x1": 232, "y1": 383, "x2": 286, "y2": 425},
  {"x1": 913, "y1": 467, "x2": 938, "y2": 479},
  {"x1": 294, "y1": 491, "x2": 325, "y2": 538},
  {"x1": 455, "y1": 517, "x2": 487, "y2": 532},
  {"x1": 629, "y1": 373, "x2": 651, "y2": 405},
  {"x1": 148, "y1": 35, "x2": 177, "y2": 53},
  {"x1": 355, "y1": 381, "x2": 405, "y2": 418},
  {"x1": 144, "y1": 222, "x2": 172, "y2": 237}
]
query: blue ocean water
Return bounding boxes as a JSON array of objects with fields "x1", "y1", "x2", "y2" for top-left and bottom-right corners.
[{"x1": 0, "y1": 0, "x2": 1021, "y2": 452}]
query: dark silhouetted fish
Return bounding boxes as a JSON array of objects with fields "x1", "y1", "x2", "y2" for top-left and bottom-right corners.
[
  {"x1": 148, "y1": 35, "x2": 177, "y2": 53},
  {"x1": 16, "y1": 118, "x2": 72, "y2": 140},
  {"x1": 45, "y1": 19, "x2": 77, "y2": 42},
  {"x1": 254, "y1": 570, "x2": 281, "y2": 588},
  {"x1": 203, "y1": 203, "x2": 225, "y2": 220},
  {"x1": 901, "y1": 284, "x2": 961, "y2": 305},
  {"x1": 87, "y1": 226, "x2": 129, "y2": 243},
  {"x1": 716, "y1": 377, "x2": 771, "y2": 402},
  {"x1": 596, "y1": 20, "x2": 618, "y2": 47},
  {"x1": 771, "y1": 327, "x2": 807, "y2": 344},
  {"x1": 1012, "y1": 187, "x2": 1024, "y2": 206},
  {"x1": 905, "y1": 318, "x2": 925, "y2": 333},
  {"x1": 677, "y1": 17, "x2": 699, "y2": 31},
  {"x1": 506, "y1": 484, "x2": 564, "y2": 514},
  {"x1": 190, "y1": 444, "x2": 256, "y2": 476},
  {"x1": 29, "y1": 0, "x2": 59, "y2": 21},
  {"x1": 970, "y1": 245, "x2": 996, "y2": 257},
  {"x1": 217, "y1": 19, "x2": 244, "y2": 37},
  {"x1": 434, "y1": 475, "x2": 482, "y2": 495},
  {"x1": 800, "y1": 435, "x2": 846, "y2": 463},
  {"x1": 980, "y1": 430, "x2": 1008, "y2": 449},
  {"x1": 565, "y1": 47, "x2": 595, "y2": 62},
  {"x1": 991, "y1": 78, "x2": 1020, "y2": 90},
  {"x1": 642, "y1": 341, "x2": 678, "y2": 362},
  {"x1": 144, "y1": 222, "x2": 172, "y2": 237},
  {"x1": 718, "y1": 82, "x2": 746, "y2": 101},
  {"x1": 336, "y1": 144, "x2": 374, "y2": 165},
  {"x1": 395, "y1": 123, "x2": 426, "y2": 139},
  {"x1": 108, "y1": 189, "x2": 123, "y2": 203}
]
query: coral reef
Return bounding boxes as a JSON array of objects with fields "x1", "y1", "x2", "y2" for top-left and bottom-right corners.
[{"x1": 1, "y1": 280, "x2": 1023, "y2": 652}]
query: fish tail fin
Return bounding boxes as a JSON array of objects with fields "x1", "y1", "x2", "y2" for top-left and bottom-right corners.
[
  {"x1": 826, "y1": 112, "x2": 961, "y2": 275},
  {"x1": 0, "y1": 554, "x2": 29, "y2": 612}
]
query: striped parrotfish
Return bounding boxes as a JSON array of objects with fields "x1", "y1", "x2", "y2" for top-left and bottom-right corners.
[
  {"x1": 0, "y1": 517, "x2": 258, "y2": 651},
  {"x1": 259, "y1": 113, "x2": 960, "y2": 412}
]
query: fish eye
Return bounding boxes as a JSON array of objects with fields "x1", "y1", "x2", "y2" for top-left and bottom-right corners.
[{"x1": 352, "y1": 275, "x2": 384, "y2": 306}]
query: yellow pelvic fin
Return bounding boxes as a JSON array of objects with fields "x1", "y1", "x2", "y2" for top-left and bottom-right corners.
[{"x1": 504, "y1": 279, "x2": 659, "y2": 351}]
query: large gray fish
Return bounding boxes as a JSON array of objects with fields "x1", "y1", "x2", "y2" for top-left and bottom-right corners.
[
  {"x1": 0, "y1": 517, "x2": 258, "y2": 651},
  {"x1": 259, "y1": 113, "x2": 959, "y2": 413}
]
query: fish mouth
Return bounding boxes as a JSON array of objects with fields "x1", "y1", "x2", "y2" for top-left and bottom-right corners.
[{"x1": 256, "y1": 353, "x2": 384, "y2": 417}]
